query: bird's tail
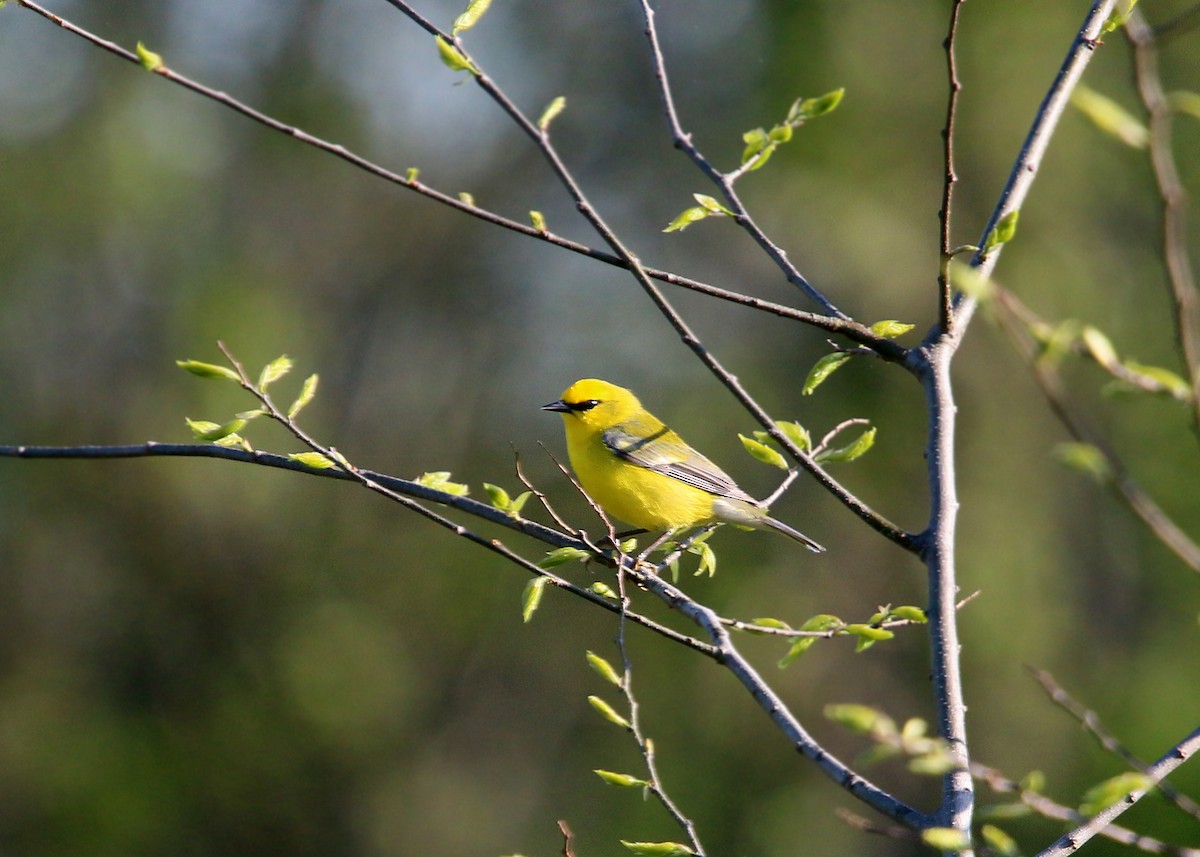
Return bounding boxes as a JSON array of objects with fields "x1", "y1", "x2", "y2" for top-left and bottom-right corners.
[{"x1": 760, "y1": 515, "x2": 825, "y2": 553}]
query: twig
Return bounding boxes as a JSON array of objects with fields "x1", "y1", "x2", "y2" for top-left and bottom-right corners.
[
  {"x1": 1125, "y1": 9, "x2": 1200, "y2": 443},
  {"x1": 627, "y1": 567, "x2": 928, "y2": 829},
  {"x1": 973, "y1": 762, "x2": 1200, "y2": 857},
  {"x1": 835, "y1": 807, "x2": 921, "y2": 842},
  {"x1": 557, "y1": 820, "x2": 576, "y2": 857},
  {"x1": 1035, "y1": 726, "x2": 1200, "y2": 857},
  {"x1": 0, "y1": 442, "x2": 711, "y2": 656},
  {"x1": 941, "y1": 0, "x2": 1120, "y2": 349},
  {"x1": 938, "y1": 0, "x2": 967, "y2": 335},
  {"x1": 382, "y1": 0, "x2": 915, "y2": 550},
  {"x1": 9, "y1": 0, "x2": 906, "y2": 357},
  {"x1": 637, "y1": 0, "x2": 846, "y2": 319},
  {"x1": 1028, "y1": 666, "x2": 1200, "y2": 821},
  {"x1": 611, "y1": 560, "x2": 708, "y2": 855},
  {"x1": 991, "y1": 286, "x2": 1200, "y2": 573}
]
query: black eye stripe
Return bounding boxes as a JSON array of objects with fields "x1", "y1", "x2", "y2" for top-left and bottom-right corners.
[{"x1": 569, "y1": 399, "x2": 601, "y2": 412}]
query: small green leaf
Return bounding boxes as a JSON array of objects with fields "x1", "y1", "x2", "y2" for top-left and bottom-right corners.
[
  {"x1": 594, "y1": 769, "x2": 646, "y2": 788},
  {"x1": 236, "y1": 408, "x2": 268, "y2": 420},
  {"x1": 767, "y1": 123, "x2": 793, "y2": 144},
  {"x1": 779, "y1": 636, "x2": 816, "y2": 667},
  {"x1": 176, "y1": 360, "x2": 240, "y2": 382},
  {"x1": 458, "y1": 191, "x2": 475, "y2": 206},
  {"x1": 693, "y1": 193, "x2": 732, "y2": 215},
  {"x1": 415, "y1": 471, "x2": 470, "y2": 496},
  {"x1": 521, "y1": 577, "x2": 548, "y2": 623},
  {"x1": 747, "y1": 617, "x2": 792, "y2": 634},
  {"x1": 136, "y1": 41, "x2": 164, "y2": 72},
  {"x1": 803, "y1": 352, "x2": 851, "y2": 395},
  {"x1": 539, "y1": 546, "x2": 591, "y2": 569},
  {"x1": 1020, "y1": 771, "x2": 1046, "y2": 794},
  {"x1": 741, "y1": 127, "x2": 770, "y2": 163},
  {"x1": 788, "y1": 88, "x2": 845, "y2": 122},
  {"x1": 888, "y1": 605, "x2": 927, "y2": 623},
  {"x1": 778, "y1": 613, "x2": 845, "y2": 667},
  {"x1": 435, "y1": 35, "x2": 477, "y2": 74},
  {"x1": 258, "y1": 355, "x2": 293, "y2": 389},
  {"x1": 846, "y1": 623, "x2": 894, "y2": 642},
  {"x1": 1079, "y1": 772, "x2": 1153, "y2": 817},
  {"x1": 288, "y1": 451, "x2": 338, "y2": 470},
  {"x1": 908, "y1": 746, "x2": 958, "y2": 775},
  {"x1": 588, "y1": 581, "x2": 619, "y2": 600},
  {"x1": 538, "y1": 96, "x2": 566, "y2": 131},
  {"x1": 984, "y1": 209, "x2": 1020, "y2": 253},
  {"x1": 1121, "y1": 360, "x2": 1193, "y2": 398},
  {"x1": 452, "y1": 0, "x2": 492, "y2": 34},
  {"x1": 921, "y1": 828, "x2": 971, "y2": 852},
  {"x1": 1053, "y1": 442, "x2": 1111, "y2": 482},
  {"x1": 1081, "y1": 326, "x2": 1119, "y2": 370},
  {"x1": 738, "y1": 434, "x2": 788, "y2": 470},
  {"x1": 775, "y1": 420, "x2": 811, "y2": 452},
  {"x1": 587, "y1": 695, "x2": 631, "y2": 730},
  {"x1": 869, "y1": 320, "x2": 915, "y2": 339},
  {"x1": 214, "y1": 433, "x2": 252, "y2": 451},
  {"x1": 1167, "y1": 90, "x2": 1200, "y2": 120},
  {"x1": 288, "y1": 374, "x2": 320, "y2": 419},
  {"x1": 977, "y1": 802, "x2": 1034, "y2": 821},
  {"x1": 663, "y1": 206, "x2": 711, "y2": 233},
  {"x1": 825, "y1": 703, "x2": 892, "y2": 735},
  {"x1": 948, "y1": 260, "x2": 996, "y2": 302},
  {"x1": 620, "y1": 842, "x2": 695, "y2": 857},
  {"x1": 586, "y1": 651, "x2": 622, "y2": 686},
  {"x1": 529, "y1": 210, "x2": 547, "y2": 232},
  {"x1": 405, "y1": 166, "x2": 420, "y2": 183},
  {"x1": 980, "y1": 824, "x2": 1021, "y2": 857},
  {"x1": 689, "y1": 541, "x2": 717, "y2": 577},
  {"x1": 1072, "y1": 84, "x2": 1149, "y2": 148},
  {"x1": 815, "y1": 427, "x2": 876, "y2": 464},
  {"x1": 484, "y1": 482, "x2": 512, "y2": 509},
  {"x1": 186, "y1": 418, "x2": 246, "y2": 442}
]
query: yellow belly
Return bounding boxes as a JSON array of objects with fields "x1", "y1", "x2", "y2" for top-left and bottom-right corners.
[{"x1": 568, "y1": 433, "x2": 713, "y2": 532}]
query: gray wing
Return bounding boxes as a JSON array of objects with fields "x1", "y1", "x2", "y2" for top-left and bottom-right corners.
[{"x1": 602, "y1": 422, "x2": 758, "y2": 505}]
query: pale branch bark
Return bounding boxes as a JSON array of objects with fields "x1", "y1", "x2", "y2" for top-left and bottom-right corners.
[
  {"x1": 1035, "y1": 726, "x2": 1200, "y2": 857},
  {"x1": 0, "y1": 442, "x2": 715, "y2": 656},
  {"x1": 626, "y1": 566, "x2": 930, "y2": 830}
]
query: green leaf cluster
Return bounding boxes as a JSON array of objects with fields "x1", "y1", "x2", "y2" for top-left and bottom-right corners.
[{"x1": 740, "y1": 88, "x2": 844, "y2": 170}]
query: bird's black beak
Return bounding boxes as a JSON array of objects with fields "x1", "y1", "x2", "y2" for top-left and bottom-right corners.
[{"x1": 541, "y1": 399, "x2": 571, "y2": 413}]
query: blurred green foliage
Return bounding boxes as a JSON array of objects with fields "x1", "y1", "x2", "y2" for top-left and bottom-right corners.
[{"x1": 2, "y1": 1, "x2": 1199, "y2": 855}]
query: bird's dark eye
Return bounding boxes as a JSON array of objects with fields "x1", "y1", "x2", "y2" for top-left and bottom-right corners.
[{"x1": 570, "y1": 399, "x2": 602, "y2": 412}]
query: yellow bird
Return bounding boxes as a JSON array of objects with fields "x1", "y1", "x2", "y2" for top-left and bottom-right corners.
[{"x1": 542, "y1": 378, "x2": 824, "y2": 553}]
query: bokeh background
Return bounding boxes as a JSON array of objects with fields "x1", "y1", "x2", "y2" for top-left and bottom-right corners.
[{"x1": 2, "y1": 0, "x2": 1199, "y2": 854}]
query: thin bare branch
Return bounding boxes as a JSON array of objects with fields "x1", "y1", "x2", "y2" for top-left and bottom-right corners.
[
  {"x1": 938, "y1": 0, "x2": 967, "y2": 335},
  {"x1": 973, "y1": 762, "x2": 1200, "y2": 857},
  {"x1": 942, "y1": 0, "x2": 1120, "y2": 348},
  {"x1": 1036, "y1": 726, "x2": 1200, "y2": 857},
  {"x1": 991, "y1": 287, "x2": 1200, "y2": 573},
  {"x1": 1029, "y1": 667, "x2": 1200, "y2": 821},
  {"x1": 1125, "y1": 9, "x2": 1200, "y2": 443},
  {"x1": 637, "y1": 0, "x2": 846, "y2": 319},
  {"x1": 9, "y1": 0, "x2": 905, "y2": 355}
]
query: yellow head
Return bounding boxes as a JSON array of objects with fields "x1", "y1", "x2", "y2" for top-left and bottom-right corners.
[{"x1": 541, "y1": 378, "x2": 645, "y2": 431}]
